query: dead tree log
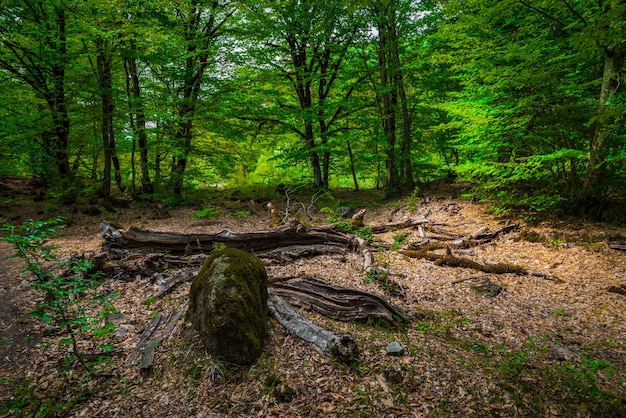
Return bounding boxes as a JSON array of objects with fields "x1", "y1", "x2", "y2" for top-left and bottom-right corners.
[
  {"x1": 258, "y1": 244, "x2": 347, "y2": 262},
  {"x1": 268, "y1": 296, "x2": 358, "y2": 363},
  {"x1": 138, "y1": 302, "x2": 188, "y2": 369},
  {"x1": 269, "y1": 276, "x2": 410, "y2": 323},
  {"x1": 126, "y1": 314, "x2": 162, "y2": 366},
  {"x1": 609, "y1": 241, "x2": 626, "y2": 251},
  {"x1": 400, "y1": 250, "x2": 563, "y2": 282},
  {"x1": 101, "y1": 221, "x2": 355, "y2": 253},
  {"x1": 449, "y1": 224, "x2": 520, "y2": 248}
]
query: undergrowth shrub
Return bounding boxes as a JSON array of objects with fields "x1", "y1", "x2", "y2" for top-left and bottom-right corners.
[{"x1": 1, "y1": 218, "x2": 118, "y2": 416}]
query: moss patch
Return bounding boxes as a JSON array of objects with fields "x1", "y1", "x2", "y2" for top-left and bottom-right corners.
[{"x1": 187, "y1": 248, "x2": 269, "y2": 366}]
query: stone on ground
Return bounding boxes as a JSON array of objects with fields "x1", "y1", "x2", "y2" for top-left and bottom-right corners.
[{"x1": 187, "y1": 248, "x2": 268, "y2": 365}]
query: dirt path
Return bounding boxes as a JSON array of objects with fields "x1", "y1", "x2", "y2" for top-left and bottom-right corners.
[{"x1": 0, "y1": 242, "x2": 43, "y2": 380}]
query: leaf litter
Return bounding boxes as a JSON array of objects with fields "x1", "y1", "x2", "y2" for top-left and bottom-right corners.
[{"x1": 1, "y1": 195, "x2": 625, "y2": 417}]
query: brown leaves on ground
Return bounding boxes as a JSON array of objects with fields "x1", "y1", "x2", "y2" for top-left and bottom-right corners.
[{"x1": 1, "y1": 193, "x2": 626, "y2": 417}]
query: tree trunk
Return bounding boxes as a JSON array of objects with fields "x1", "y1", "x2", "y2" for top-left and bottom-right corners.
[
  {"x1": 50, "y1": 8, "x2": 71, "y2": 179},
  {"x1": 170, "y1": 1, "x2": 223, "y2": 198},
  {"x1": 96, "y1": 38, "x2": 123, "y2": 197},
  {"x1": 124, "y1": 44, "x2": 153, "y2": 195},
  {"x1": 581, "y1": 43, "x2": 625, "y2": 203},
  {"x1": 390, "y1": 21, "x2": 414, "y2": 189},
  {"x1": 376, "y1": 2, "x2": 400, "y2": 196},
  {"x1": 347, "y1": 140, "x2": 359, "y2": 191}
]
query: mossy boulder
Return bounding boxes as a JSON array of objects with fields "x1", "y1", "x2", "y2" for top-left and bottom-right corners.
[{"x1": 187, "y1": 248, "x2": 269, "y2": 365}]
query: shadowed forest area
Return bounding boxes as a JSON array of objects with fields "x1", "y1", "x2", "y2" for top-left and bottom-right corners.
[{"x1": 1, "y1": 0, "x2": 626, "y2": 416}]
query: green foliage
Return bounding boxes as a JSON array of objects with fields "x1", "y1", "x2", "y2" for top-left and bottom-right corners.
[
  {"x1": 495, "y1": 336, "x2": 624, "y2": 414},
  {"x1": 1, "y1": 219, "x2": 116, "y2": 371},
  {"x1": 193, "y1": 204, "x2": 221, "y2": 220},
  {"x1": 391, "y1": 232, "x2": 409, "y2": 250},
  {"x1": 230, "y1": 210, "x2": 249, "y2": 218}
]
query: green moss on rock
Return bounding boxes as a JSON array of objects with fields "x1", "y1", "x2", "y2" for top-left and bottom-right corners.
[{"x1": 187, "y1": 247, "x2": 269, "y2": 365}]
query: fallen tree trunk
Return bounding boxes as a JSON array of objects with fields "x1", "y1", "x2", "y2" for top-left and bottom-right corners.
[
  {"x1": 400, "y1": 250, "x2": 563, "y2": 282},
  {"x1": 258, "y1": 244, "x2": 347, "y2": 262},
  {"x1": 609, "y1": 241, "x2": 626, "y2": 251},
  {"x1": 269, "y1": 276, "x2": 410, "y2": 323},
  {"x1": 101, "y1": 221, "x2": 355, "y2": 253},
  {"x1": 449, "y1": 224, "x2": 520, "y2": 248},
  {"x1": 268, "y1": 295, "x2": 358, "y2": 363}
]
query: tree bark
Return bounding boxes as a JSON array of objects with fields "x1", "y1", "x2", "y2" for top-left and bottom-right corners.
[
  {"x1": 581, "y1": 43, "x2": 625, "y2": 204},
  {"x1": 124, "y1": 42, "x2": 153, "y2": 195},
  {"x1": 268, "y1": 296, "x2": 358, "y2": 362},
  {"x1": 376, "y1": 1, "x2": 400, "y2": 195},
  {"x1": 96, "y1": 37, "x2": 124, "y2": 197},
  {"x1": 170, "y1": 1, "x2": 225, "y2": 198}
]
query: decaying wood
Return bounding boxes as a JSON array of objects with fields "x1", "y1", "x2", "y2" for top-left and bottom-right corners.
[
  {"x1": 126, "y1": 314, "x2": 162, "y2": 366},
  {"x1": 138, "y1": 302, "x2": 188, "y2": 369},
  {"x1": 101, "y1": 221, "x2": 354, "y2": 253},
  {"x1": 349, "y1": 209, "x2": 367, "y2": 229},
  {"x1": 400, "y1": 251, "x2": 526, "y2": 274},
  {"x1": 269, "y1": 276, "x2": 410, "y2": 323},
  {"x1": 258, "y1": 244, "x2": 347, "y2": 262},
  {"x1": 268, "y1": 295, "x2": 358, "y2": 362},
  {"x1": 368, "y1": 217, "x2": 430, "y2": 234},
  {"x1": 154, "y1": 270, "x2": 197, "y2": 298},
  {"x1": 449, "y1": 223, "x2": 520, "y2": 248},
  {"x1": 400, "y1": 250, "x2": 563, "y2": 282},
  {"x1": 609, "y1": 241, "x2": 626, "y2": 251}
]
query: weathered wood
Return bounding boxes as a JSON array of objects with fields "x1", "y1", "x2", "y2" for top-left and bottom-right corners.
[
  {"x1": 349, "y1": 209, "x2": 367, "y2": 229},
  {"x1": 400, "y1": 251, "x2": 527, "y2": 274},
  {"x1": 101, "y1": 221, "x2": 353, "y2": 253},
  {"x1": 154, "y1": 270, "x2": 197, "y2": 298},
  {"x1": 258, "y1": 244, "x2": 347, "y2": 262},
  {"x1": 139, "y1": 302, "x2": 188, "y2": 369},
  {"x1": 368, "y1": 218, "x2": 430, "y2": 234},
  {"x1": 268, "y1": 296, "x2": 358, "y2": 362},
  {"x1": 400, "y1": 250, "x2": 563, "y2": 282},
  {"x1": 269, "y1": 276, "x2": 409, "y2": 323},
  {"x1": 608, "y1": 241, "x2": 626, "y2": 251},
  {"x1": 126, "y1": 314, "x2": 162, "y2": 366},
  {"x1": 449, "y1": 223, "x2": 520, "y2": 248}
]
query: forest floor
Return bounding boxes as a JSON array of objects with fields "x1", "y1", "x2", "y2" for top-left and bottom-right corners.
[{"x1": 1, "y1": 179, "x2": 626, "y2": 417}]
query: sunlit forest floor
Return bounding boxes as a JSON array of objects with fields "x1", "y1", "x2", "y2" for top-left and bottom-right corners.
[{"x1": 1, "y1": 179, "x2": 625, "y2": 417}]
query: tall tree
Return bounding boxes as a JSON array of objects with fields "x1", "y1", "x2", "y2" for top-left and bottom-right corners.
[
  {"x1": 360, "y1": 0, "x2": 417, "y2": 195},
  {"x1": 92, "y1": 35, "x2": 124, "y2": 197},
  {"x1": 241, "y1": 0, "x2": 365, "y2": 189},
  {"x1": 123, "y1": 40, "x2": 154, "y2": 195},
  {"x1": 0, "y1": 0, "x2": 74, "y2": 180},
  {"x1": 165, "y1": 0, "x2": 234, "y2": 198},
  {"x1": 429, "y1": 0, "x2": 625, "y2": 215}
]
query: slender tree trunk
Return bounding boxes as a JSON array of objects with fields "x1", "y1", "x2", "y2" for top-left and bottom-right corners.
[
  {"x1": 390, "y1": 21, "x2": 414, "y2": 189},
  {"x1": 96, "y1": 39, "x2": 123, "y2": 197},
  {"x1": 347, "y1": 140, "x2": 359, "y2": 191},
  {"x1": 124, "y1": 46, "x2": 153, "y2": 195},
  {"x1": 50, "y1": 8, "x2": 71, "y2": 179},
  {"x1": 581, "y1": 44, "x2": 625, "y2": 201},
  {"x1": 305, "y1": 121, "x2": 324, "y2": 189},
  {"x1": 169, "y1": 1, "x2": 225, "y2": 198},
  {"x1": 376, "y1": 3, "x2": 400, "y2": 195},
  {"x1": 172, "y1": 104, "x2": 195, "y2": 197}
]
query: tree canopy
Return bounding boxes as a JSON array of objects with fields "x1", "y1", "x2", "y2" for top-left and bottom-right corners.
[{"x1": 1, "y1": 0, "x2": 624, "y2": 218}]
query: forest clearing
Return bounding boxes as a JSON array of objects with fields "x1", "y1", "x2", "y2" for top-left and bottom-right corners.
[
  {"x1": 1, "y1": 181, "x2": 625, "y2": 417},
  {"x1": 1, "y1": 0, "x2": 626, "y2": 416}
]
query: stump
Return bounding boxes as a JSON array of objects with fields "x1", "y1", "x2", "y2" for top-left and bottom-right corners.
[{"x1": 187, "y1": 248, "x2": 269, "y2": 365}]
